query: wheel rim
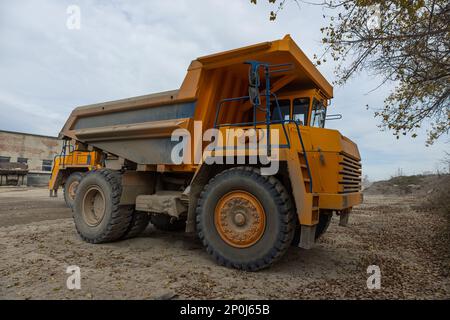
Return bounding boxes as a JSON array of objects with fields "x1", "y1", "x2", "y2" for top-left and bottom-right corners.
[
  {"x1": 214, "y1": 190, "x2": 266, "y2": 248},
  {"x1": 68, "y1": 180, "x2": 79, "y2": 200},
  {"x1": 82, "y1": 186, "x2": 106, "y2": 226}
]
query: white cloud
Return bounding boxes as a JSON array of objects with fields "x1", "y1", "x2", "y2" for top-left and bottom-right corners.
[{"x1": 0, "y1": 0, "x2": 447, "y2": 180}]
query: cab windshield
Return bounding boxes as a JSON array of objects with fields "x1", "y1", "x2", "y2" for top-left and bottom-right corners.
[{"x1": 310, "y1": 98, "x2": 326, "y2": 128}]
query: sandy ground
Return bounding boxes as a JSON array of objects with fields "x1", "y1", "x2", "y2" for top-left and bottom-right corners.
[{"x1": 0, "y1": 187, "x2": 448, "y2": 300}]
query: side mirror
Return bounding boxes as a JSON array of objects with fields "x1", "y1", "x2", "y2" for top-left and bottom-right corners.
[
  {"x1": 326, "y1": 114, "x2": 342, "y2": 120},
  {"x1": 245, "y1": 60, "x2": 261, "y2": 106},
  {"x1": 248, "y1": 84, "x2": 260, "y2": 107}
]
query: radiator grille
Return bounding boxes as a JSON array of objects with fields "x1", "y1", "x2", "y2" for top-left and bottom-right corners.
[{"x1": 338, "y1": 153, "x2": 362, "y2": 193}]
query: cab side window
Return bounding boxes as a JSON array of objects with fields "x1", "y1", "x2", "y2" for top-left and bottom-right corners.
[
  {"x1": 292, "y1": 98, "x2": 310, "y2": 125},
  {"x1": 310, "y1": 98, "x2": 326, "y2": 128},
  {"x1": 270, "y1": 99, "x2": 290, "y2": 122}
]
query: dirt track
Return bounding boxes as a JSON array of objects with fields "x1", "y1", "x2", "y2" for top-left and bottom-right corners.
[{"x1": 0, "y1": 187, "x2": 448, "y2": 300}]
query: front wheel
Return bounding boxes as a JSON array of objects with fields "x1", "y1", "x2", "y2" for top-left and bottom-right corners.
[
  {"x1": 315, "y1": 211, "x2": 332, "y2": 239},
  {"x1": 196, "y1": 167, "x2": 295, "y2": 271},
  {"x1": 291, "y1": 211, "x2": 333, "y2": 246},
  {"x1": 63, "y1": 172, "x2": 84, "y2": 209}
]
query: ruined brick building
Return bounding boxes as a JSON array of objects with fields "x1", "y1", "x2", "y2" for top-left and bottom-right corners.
[{"x1": 0, "y1": 130, "x2": 63, "y2": 186}]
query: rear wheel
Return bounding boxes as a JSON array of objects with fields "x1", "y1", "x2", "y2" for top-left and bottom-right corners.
[
  {"x1": 150, "y1": 214, "x2": 186, "y2": 231},
  {"x1": 63, "y1": 172, "x2": 84, "y2": 209},
  {"x1": 73, "y1": 169, "x2": 133, "y2": 243},
  {"x1": 122, "y1": 210, "x2": 150, "y2": 239},
  {"x1": 196, "y1": 167, "x2": 295, "y2": 271}
]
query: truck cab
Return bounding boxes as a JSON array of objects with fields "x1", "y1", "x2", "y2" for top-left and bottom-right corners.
[{"x1": 270, "y1": 89, "x2": 328, "y2": 127}]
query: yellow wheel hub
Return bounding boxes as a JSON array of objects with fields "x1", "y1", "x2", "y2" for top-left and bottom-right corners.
[
  {"x1": 68, "y1": 180, "x2": 79, "y2": 200},
  {"x1": 82, "y1": 186, "x2": 106, "y2": 227},
  {"x1": 214, "y1": 191, "x2": 266, "y2": 248}
]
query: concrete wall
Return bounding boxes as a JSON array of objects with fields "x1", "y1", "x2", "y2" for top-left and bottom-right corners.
[
  {"x1": 27, "y1": 172, "x2": 53, "y2": 187},
  {"x1": 0, "y1": 130, "x2": 63, "y2": 186}
]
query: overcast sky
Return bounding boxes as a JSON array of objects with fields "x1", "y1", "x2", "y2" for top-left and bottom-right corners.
[{"x1": 0, "y1": 0, "x2": 448, "y2": 180}]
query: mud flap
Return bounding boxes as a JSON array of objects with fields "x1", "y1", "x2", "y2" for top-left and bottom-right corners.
[
  {"x1": 339, "y1": 210, "x2": 350, "y2": 226},
  {"x1": 299, "y1": 225, "x2": 316, "y2": 249}
]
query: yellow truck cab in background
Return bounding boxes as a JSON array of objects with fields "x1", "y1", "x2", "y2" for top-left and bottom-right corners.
[{"x1": 49, "y1": 144, "x2": 102, "y2": 208}]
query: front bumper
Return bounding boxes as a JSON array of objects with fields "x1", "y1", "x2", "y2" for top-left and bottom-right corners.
[{"x1": 318, "y1": 192, "x2": 363, "y2": 210}]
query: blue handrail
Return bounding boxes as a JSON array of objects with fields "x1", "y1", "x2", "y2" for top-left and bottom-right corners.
[{"x1": 212, "y1": 61, "x2": 313, "y2": 193}]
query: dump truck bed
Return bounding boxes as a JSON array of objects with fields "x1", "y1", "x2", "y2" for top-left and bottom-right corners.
[{"x1": 59, "y1": 35, "x2": 333, "y2": 166}]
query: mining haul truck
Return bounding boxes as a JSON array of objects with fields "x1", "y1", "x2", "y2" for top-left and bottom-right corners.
[{"x1": 51, "y1": 35, "x2": 362, "y2": 271}]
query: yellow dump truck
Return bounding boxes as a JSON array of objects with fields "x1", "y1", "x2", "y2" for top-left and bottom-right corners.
[
  {"x1": 53, "y1": 35, "x2": 362, "y2": 270},
  {"x1": 49, "y1": 144, "x2": 102, "y2": 208}
]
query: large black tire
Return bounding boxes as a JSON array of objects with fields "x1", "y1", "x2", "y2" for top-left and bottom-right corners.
[
  {"x1": 196, "y1": 167, "x2": 295, "y2": 271},
  {"x1": 122, "y1": 211, "x2": 150, "y2": 239},
  {"x1": 291, "y1": 211, "x2": 333, "y2": 246},
  {"x1": 63, "y1": 172, "x2": 84, "y2": 209},
  {"x1": 150, "y1": 214, "x2": 186, "y2": 232},
  {"x1": 315, "y1": 211, "x2": 332, "y2": 240},
  {"x1": 73, "y1": 169, "x2": 133, "y2": 244}
]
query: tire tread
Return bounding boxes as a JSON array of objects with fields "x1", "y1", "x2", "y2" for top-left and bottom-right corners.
[
  {"x1": 74, "y1": 169, "x2": 133, "y2": 244},
  {"x1": 196, "y1": 166, "x2": 295, "y2": 271}
]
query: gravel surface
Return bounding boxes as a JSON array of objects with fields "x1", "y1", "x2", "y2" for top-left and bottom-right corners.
[{"x1": 0, "y1": 187, "x2": 448, "y2": 299}]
